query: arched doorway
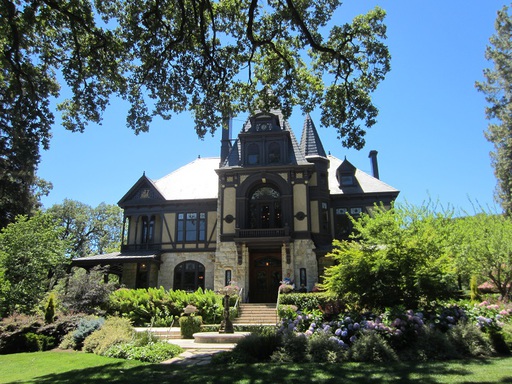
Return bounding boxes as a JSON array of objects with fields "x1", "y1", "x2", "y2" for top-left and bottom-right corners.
[
  {"x1": 249, "y1": 185, "x2": 282, "y2": 229},
  {"x1": 173, "y1": 261, "x2": 205, "y2": 292}
]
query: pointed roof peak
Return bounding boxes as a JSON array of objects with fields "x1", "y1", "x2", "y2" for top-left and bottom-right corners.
[{"x1": 300, "y1": 115, "x2": 327, "y2": 158}]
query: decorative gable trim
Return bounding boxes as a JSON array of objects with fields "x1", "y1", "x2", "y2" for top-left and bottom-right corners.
[{"x1": 118, "y1": 174, "x2": 166, "y2": 207}]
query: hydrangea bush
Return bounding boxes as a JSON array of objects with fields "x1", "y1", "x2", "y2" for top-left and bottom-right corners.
[{"x1": 277, "y1": 300, "x2": 512, "y2": 355}]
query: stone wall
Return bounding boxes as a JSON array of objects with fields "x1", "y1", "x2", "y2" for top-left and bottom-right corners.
[{"x1": 158, "y1": 251, "x2": 216, "y2": 290}]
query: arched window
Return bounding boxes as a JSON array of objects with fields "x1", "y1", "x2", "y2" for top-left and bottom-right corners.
[
  {"x1": 173, "y1": 261, "x2": 205, "y2": 291},
  {"x1": 268, "y1": 142, "x2": 281, "y2": 164},
  {"x1": 247, "y1": 143, "x2": 260, "y2": 165},
  {"x1": 249, "y1": 186, "x2": 282, "y2": 229}
]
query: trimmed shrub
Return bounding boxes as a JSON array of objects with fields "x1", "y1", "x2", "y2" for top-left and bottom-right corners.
[
  {"x1": 271, "y1": 331, "x2": 309, "y2": 363},
  {"x1": 179, "y1": 315, "x2": 202, "y2": 339},
  {"x1": 83, "y1": 317, "x2": 134, "y2": 355},
  {"x1": 230, "y1": 328, "x2": 282, "y2": 363},
  {"x1": 401, "y1": 327, "x2": 458, "y2": 361},
  {"x1": 308, "y1": 332, "x2": 344, "y2": 363},
  {"x1": 448, "y1": 322, "x2": 494, "y2": 358},
  {"x1": 107, "y1": 287, "x2": 224, "y2": 326},
  {"x1": 348, "y1": 331, "x2": 397, "y2": 362},
  {"x1": 0, "y1": 313, "x2": 85, "y2": 354},
  {"x1": 104, "y1": 341, "x2": 183, "y2": 363},
  {"x1": 44, "y1": 294, "x2": 56, "y2": 324},
  {"x1": 22, "y1": 333, "x2": 56, "y2": 352},
  {"x1": 488, "y1": 329, "x2": 510, "y2": 355}
]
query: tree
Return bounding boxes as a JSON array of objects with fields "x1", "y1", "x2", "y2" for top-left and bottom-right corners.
[
  {"x1": 322, "y1": 204, "x2": 459, "y2": 311},
  {"x1": 451, "y1": 213, "x2": 512, "y2": 301},
  {"x1": 47, "y1": 200, "x2": 123, "y2": 258},
  {"x1": 0, "y1": 212, "x2": 69, "y2": 317},
  {"x1": 1, "y1": 1, "x2": 391, "y2": 226},
  {"x1": 56, "y1": 266, "x2": 119, "y2": 315},
  {"x1": 475, "y1": 4, "x2": 512, "y2": 215}
]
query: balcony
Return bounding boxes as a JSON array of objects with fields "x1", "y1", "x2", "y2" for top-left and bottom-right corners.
[{"x1": 236, "y1": 227, "x2": 290, "y2": 238}]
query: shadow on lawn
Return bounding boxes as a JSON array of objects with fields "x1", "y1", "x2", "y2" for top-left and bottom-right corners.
[{"x1": 10, "y1": 359, "x2": 512, "y2": 384}]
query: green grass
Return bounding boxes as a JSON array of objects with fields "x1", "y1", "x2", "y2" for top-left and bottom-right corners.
[{"x1": 2, "y1": 351, "x2": 512, "y2": 383}]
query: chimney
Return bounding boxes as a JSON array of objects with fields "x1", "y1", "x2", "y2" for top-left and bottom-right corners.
[
  {"x1": 220, "y1": 116, "x2": 232, "y2": 165},
  {"x1": 368, "y1": 150, "x2": 380, "y2": 179}
]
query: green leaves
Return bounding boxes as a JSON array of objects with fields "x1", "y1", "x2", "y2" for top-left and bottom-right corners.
[
  {"x1": 0, "y1": 212, "x2": 69, "y2": 316},
  {"x1": 475, "y1": 5, "x2": 512, "y2": 215},
  {"x1": 323, "y1": 204, "x2": 459, "y2": 311}
]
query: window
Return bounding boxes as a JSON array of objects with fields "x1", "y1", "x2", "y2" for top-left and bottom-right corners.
[
  {"x1": 177, "y1": 212, "x2": 206, "y2": 242},
  {"x1": 174, "y1": 261, "x2": 205, "y2": 291},
  {"x1": 340, "y1": 175, "x2": 355, "y2": 186},
  {"x1": 225, "y1": 270, "x2": 232, "y2": 287},
  {"x1": 321, "y1": 202, "x2": 329, "y2": 230},
  {"x1": 335, "y1": 208, "x2": 352, "y2": 240},
  {"x1": 249, "y1": 186, "x2": 282, "y2": 229},
  {"x1": 140, "y1": 215, "x2": 155, "y2": 244},
  {"x1": 122, "y1": 216, "x2": 131, "y2": 245},
  {"x1": 247, "y1": 143, "x2": 260, "y2": 165},
  {"x1": 268, "y1": 142, "x2": 281, "y2": 164}
]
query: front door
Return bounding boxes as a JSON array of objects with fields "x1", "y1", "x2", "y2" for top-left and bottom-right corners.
[{"x1": 249, "y1": 252, "x2": 282, "y2": 303}]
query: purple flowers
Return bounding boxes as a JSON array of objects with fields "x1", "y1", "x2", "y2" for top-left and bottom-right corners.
[{"x1": 277, "y1": 301, "x2": 512, "y2": 348}]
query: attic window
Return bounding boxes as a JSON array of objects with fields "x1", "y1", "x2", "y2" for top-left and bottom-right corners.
[{"x1": 340, "y1": 175, "x2": 354, "y2": 186}]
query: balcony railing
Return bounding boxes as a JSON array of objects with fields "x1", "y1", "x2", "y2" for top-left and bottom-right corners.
[{"x1": 235, "y1": 227, "x2": 290, "y2": 238}]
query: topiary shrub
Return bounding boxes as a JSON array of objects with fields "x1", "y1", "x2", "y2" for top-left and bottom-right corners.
[
  {"x1": 179, "y1": 315, "x2": 202, "y2": 339},
  {"x1": 83, "y1": 317, "x2": 134, "y2": 355},
  {"x1": 348, "y1": 331, "x2": 398, "y2": 363},
  {"x1": 44, "y1": 293, "x2": 56, "y2": 324}
]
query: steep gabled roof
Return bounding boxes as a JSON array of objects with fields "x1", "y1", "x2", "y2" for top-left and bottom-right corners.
[
  {"x1": 221, "y1": 109, "x2": 309, "y2": 168},
  {"x1": 118, "y1": 174, "x2": 166, "y2": 207},
  {"x1": 300, "y1": 114, "x2": 327, "y2": 158},
  {"x1": 328, "y1": 155, "x2": 399, "y2": 195},
  {"x1": 154, "y1": 157, "x2": 219, "y2": 200}
]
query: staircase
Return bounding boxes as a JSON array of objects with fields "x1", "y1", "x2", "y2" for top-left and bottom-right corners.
[{"x1": 232, "y1": 303, "x2": 278, "y2": 325}]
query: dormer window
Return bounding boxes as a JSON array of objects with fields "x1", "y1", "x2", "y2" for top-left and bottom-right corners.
[
  {"x1": 336, "y1": 158, "x2": 357, "y2": 188},
  {"x1": 340, "y1": 175, "x2": 354, "y2": 186}
]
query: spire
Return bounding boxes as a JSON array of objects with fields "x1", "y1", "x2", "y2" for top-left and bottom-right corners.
[{"x1": 299, "y1": 114, "x2": 327, "y2": 158}]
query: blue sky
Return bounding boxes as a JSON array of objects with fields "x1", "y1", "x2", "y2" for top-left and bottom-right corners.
[{"x1": 37, "y1": 1, "x2": 506, "y2": 214}]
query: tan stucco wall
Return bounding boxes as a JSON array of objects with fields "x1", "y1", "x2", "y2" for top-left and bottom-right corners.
[
  {"x1": 293, "y1": 183, "x2": 308, "y2": 231},
  {"x1": 222, "y1": 187, "x2": 236, "y2": 234}
]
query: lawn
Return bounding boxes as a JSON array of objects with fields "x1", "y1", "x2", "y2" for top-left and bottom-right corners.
[{"x1": 2, "y1": 351, "x2": 512, "y2": 384}]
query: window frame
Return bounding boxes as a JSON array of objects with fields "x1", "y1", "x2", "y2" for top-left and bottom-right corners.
[{"x1": 176, "y1": 212, "x2": 207, "y2": 243}]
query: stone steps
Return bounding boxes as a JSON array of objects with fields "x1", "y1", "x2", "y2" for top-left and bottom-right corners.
[
  {"x1": 134, "y1": 327, "x2": 182, "y2": 340},
  {"x1": 233, "y1": 303, "x2": 278, "y2": 325}
]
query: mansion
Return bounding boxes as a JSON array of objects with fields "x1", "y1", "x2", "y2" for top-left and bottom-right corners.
[{"x1": 74, "y1": 111, "x2": 399, "y2": 303}]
